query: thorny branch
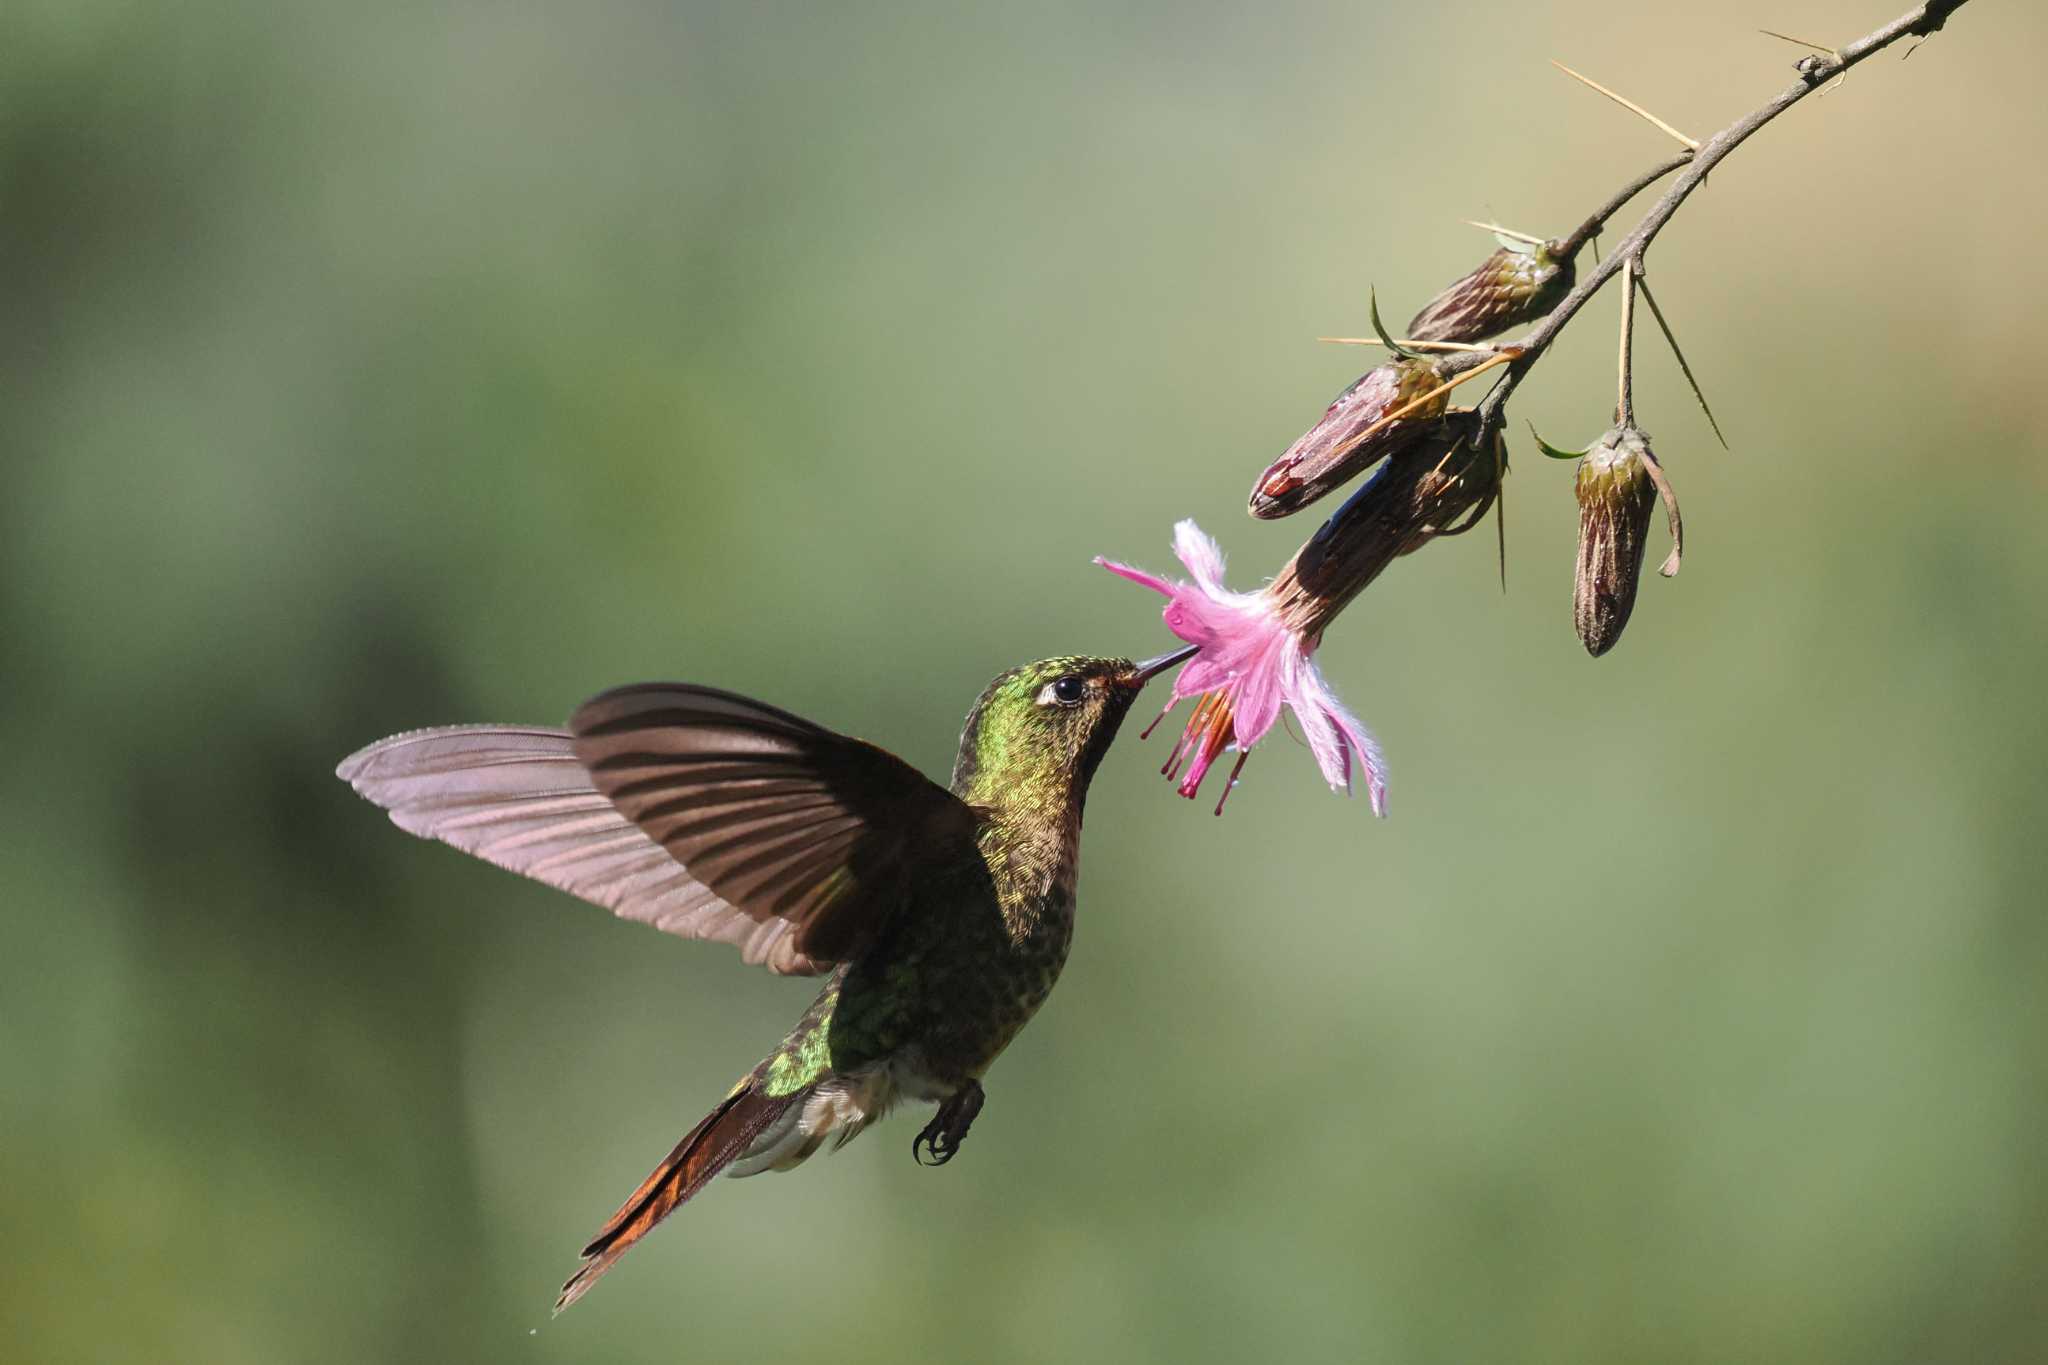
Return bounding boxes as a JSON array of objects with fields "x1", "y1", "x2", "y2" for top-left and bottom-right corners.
[
  {"x1": 1277, "y1": 0, "x2": 1975, "y2": 621},
  {"x1": 1458, "y1": 0, "x2": 1975, "y2": 441}
]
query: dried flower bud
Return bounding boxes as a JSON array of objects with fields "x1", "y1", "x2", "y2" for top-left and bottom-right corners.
[
  {"x1": 1572, "y1": 425, "x2": 1681, "y2": 657},
  {"x1": 1251, "y1": 357, "x2": 1448, "y2": 519},
  {"x1": 1406, "y1": 240, "x2": 1574, "y2": 344},
  {"x1": 1270, "y1": 410, "x2": 1504, "y2": 635}
]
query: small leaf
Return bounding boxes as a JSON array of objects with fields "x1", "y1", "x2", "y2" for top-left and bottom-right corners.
[
  {"x1": 1528, "y1": 421, "x2": 1591, "y2": 461},
  {"x1": 1369, "y1": 287, "x2": 1423, "y2": 361},
  {"x1": 1639, "y1": 447, "x2": 1685, "y2": 576}
]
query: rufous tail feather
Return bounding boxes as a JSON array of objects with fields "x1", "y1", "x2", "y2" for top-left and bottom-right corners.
[{"x1": 554, "y1": 1081, "x2": 801, "y2": 1313}]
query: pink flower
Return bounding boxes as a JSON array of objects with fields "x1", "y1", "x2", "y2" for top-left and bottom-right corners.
[{"x1": 1096, "y1": 519, "x2": 1387, "y2": 816}]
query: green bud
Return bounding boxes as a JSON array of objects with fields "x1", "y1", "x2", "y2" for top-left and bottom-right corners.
[
  {"x1": 1406, "y1": 240, "x2": 1574, "y2": 344},
  {"x1": 1573, "y1": 425, "x2": 1680, "y2": 657}
]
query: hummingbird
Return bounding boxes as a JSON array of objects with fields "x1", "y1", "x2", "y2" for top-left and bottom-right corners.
[{"x1": 336, "y1": 646, "x2": 1194, "y2": 1311}]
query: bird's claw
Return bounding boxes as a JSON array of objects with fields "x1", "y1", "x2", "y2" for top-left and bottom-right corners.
[{"x1": 911, "y1": 1081, "x2": 985, "y2": 1167}]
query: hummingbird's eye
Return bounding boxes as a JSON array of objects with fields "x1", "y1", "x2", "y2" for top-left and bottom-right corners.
[{"x1": 1041, "y1": 674, "x2": 1088, "y2": 707}]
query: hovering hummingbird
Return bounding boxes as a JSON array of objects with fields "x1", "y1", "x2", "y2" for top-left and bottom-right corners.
[{"x1": 336, "y1": 646, "x2": 1194, "y2": 1311}]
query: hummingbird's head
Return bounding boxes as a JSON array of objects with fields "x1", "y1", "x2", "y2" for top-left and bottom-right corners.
[{"x1": 950, "y1": 647, "x2": 1195, "y2": 815}]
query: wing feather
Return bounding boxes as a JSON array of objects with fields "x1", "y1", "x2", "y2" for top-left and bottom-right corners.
[
  {"x1": 337, "y1": 683, "x2": 984, "y2": 976},
  {"x1": 336, "y1": 726, "x2": 828, "y2": 973},
  {"x1": 570, "y1": 683, "x2": 982, "y2": 969}
]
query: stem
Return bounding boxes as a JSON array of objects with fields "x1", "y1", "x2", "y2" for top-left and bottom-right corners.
[
  {"x1": 1616, "y1": 253, "x2": 1639, "y2": 426},
  {"x1": 1552, "y1": 154, "x2": 1693, "y2": 260}
]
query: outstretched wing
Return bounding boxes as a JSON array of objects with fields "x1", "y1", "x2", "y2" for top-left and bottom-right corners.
[{"x1": 337, "y1": 685, "x2": 981, "y2": 975}]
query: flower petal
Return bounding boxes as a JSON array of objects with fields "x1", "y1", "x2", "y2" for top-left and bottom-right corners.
[
  {"x1": 1171, "y1": 519, "x2": 1231, "y2": 598},
  {"x1": 1179, "y1": 587, "x2": 1279, "y2": 643},
  {"x1": 1331, "y1": 706, "x2": 1388, "y2": 817},
  {"x1": 1285, "y1": 645, "x2": 1387, "y2": 815},
  {"x1": 1094, "y1": 557, "x2": 1176, "y2": 599},
  {"x1": 1230, "y1": 652, "x2": 1287, "y2": 746},
  {"x1": 1173, "y1": 654, "x2": 1237, "y2": 698}
]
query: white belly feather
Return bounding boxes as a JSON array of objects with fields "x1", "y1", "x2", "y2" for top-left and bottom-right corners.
[{"x1": 724, "y1": 1055, "x2": 948, "y2": 1178}]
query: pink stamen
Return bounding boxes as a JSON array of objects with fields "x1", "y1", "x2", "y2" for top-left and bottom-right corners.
[
  {"x1": 1212, "y1": 749, "x2": 1252, "y2": 816},
  {"x1": 1163, "y1": 691, "x2": 1220, "y2": 782},
  {"x1": 1174, "y1": 692, "x2": 1235, "y2": 798}
]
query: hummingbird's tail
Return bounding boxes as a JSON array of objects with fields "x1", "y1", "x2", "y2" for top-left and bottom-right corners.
[{"x1": 554, "y1": 1079, "x2": 803, "y2": 1313}]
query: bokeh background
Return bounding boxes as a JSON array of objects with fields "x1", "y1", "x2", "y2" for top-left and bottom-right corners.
[{"x1": 5, "y1": 1, "x2": 2044, "y2": 1360}]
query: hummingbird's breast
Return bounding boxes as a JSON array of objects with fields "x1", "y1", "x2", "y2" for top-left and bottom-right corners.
[{"x1": 823, "y1": 823, "x2": 1081, "y2": 1091}]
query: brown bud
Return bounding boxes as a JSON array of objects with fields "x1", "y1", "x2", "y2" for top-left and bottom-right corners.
[
  {"x1": 1406, "y1": 240, "x2": 1574, "y2": 344},
  {"x1": 1270, "y1": 411, "x2": 1504, "y2": 635},
  {"x1": 1572, "y1": 426, "x2": 1680, "y2": 657},
  {"x1": 1251, "y1": 358, "x2": 1448, "y2": 519}
]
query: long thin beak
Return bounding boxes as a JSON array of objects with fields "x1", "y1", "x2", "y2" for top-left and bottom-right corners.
[{"x1": 1128, "y1": 643, "x2": 1197, "y2": 686}]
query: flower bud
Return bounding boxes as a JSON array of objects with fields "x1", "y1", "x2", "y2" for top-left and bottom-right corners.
[
  {"x1": 1401, "y1": 410, "x2": 1503, "y2": 543},
  {"x1": 1271, "y1": 411, "x2": 1504, "y2": 635},
  {"x1": 1250, "y1": 357, "x2": 1448, "y2": 519},
  {"x1": 1406, "y1": 240, "x2": 1574, "y2": 344},
  {"x1": 1572, "y1": 426, "x2": 1676, "y2": 657}
]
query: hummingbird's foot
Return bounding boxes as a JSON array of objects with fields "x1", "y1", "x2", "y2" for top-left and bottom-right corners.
[{"x1": 911, "y1": 1081, "x2": 985, "y2": 1168}]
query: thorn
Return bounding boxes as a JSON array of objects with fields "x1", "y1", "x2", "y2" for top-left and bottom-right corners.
[
  {"x1": 1550, "y1": 59, "x2": 1701, "y2": 151},
  {"x1": 1317, "y1": 336, "x2": 1495, "y2": 352},
  {"x1": 1757, "y1": 27, "x2": 1837, "y2": 56},
  {"x1": 1426, "y1": 426, "x2": 1470, "y2": 480},
  {"x1": 1636, "y1": 275, "x2": 1729, "y2": 450},
  {"x1": 1760, "y1": 28, "x2": 1848, "y2": 93},
  {"x1": 1461, "y1": 219, "x2": 1546, "y2": 246},
  {"x1": 1494, "y1": 430, "x2": 1508, "y2": 593}
]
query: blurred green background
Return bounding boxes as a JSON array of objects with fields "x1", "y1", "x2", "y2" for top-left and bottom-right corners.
[{"x1": 5, "y1": 1, "x2": 2044, "y2": 1360}]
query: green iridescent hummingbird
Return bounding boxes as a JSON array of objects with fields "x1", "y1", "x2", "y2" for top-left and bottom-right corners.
[{"x1": 336, "y1": 646, "x2": 1193, "y2": 1311}]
